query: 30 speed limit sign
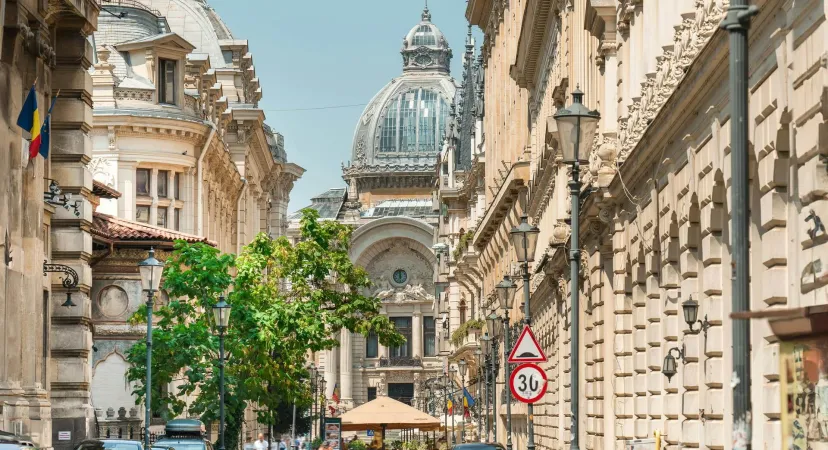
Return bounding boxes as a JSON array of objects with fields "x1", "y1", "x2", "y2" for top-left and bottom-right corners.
[{"x1": 509, "y1": 363, "x2": 548, "y2": 403}]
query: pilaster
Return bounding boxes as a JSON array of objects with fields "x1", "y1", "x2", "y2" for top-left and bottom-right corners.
[{"x1": 340, "y1": 329, "x2": 353, "y2": 404}]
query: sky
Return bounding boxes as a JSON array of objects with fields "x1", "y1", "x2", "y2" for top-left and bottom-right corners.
[{"x1": 207, "y1": 0, "x2": 481, "y2": 212}]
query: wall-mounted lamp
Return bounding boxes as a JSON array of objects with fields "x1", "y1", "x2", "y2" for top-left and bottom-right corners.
[
  {"x1": 44, "y1": 179, "x2": 82, "y2": 217},
  {"x1": 681, "y1": 297, "x2": 711, "y2": 335},
  {"x1": 62, "y1": 292, "x2": 77, "y2": 307},
  {"x1": 44, "y1": 260, "x2": 80, "y2": 308},
  {"x1": 662, "y1": 345, "x2": 685, "y2": 381}
]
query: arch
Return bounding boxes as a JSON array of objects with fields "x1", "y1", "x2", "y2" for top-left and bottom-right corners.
[
  {"x1": 350, "y1": 217, "x2": 436, "y2": 267},
  {"x1": 91, "y1": 351, "x2": 137, "y2": 415}
]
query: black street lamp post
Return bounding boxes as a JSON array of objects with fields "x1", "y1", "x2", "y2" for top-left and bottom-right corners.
[
  {"x1": 486, "y1": 312, "x2": 502, "y2": 444},
  {"x1": 458, "y1": 359, "x2": 467, "y2": 443},
  {"x1": 212, "y1": 297, "x2": 232, "y2": 450},
  {"x1": 474, "y1": 347, "x2": 483, "y2": 441},
  {"x1": 553, "y1": 87, "x2": 600, "y2": 450},
  {"x1": 449, "y1": 365, "x2": 457, "y2": 446},
  {"x1": 137, "y1": 248, "x2": 164, "y2": 449},
  {"x1": 480, "y1": 334, "x2": 492, "y2": 442},
  {"x1": 319, "y1": 376, "x2": 327, "y2": 440},
  {"x1": 496, "y1": 277, "x2": 517, "y2": 450}
]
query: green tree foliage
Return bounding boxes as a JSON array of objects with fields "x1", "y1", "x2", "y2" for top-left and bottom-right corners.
[{"x1": 126, "y1": 209, "x2": 404, "y2": 438}]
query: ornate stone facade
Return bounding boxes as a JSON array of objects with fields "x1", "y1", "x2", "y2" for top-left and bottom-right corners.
[{"x1": 442, "y1": 0, "x2": 828, "y2": 448}]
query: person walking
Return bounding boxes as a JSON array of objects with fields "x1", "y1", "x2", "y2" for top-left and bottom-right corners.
[{"x1": 254, "y1": 434, "x2": 269, "y2": 450}]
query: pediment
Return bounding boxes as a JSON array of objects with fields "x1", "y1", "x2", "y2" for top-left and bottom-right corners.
[{"x1": 115, "y1": 32, "x2": 196, "y2": 55}]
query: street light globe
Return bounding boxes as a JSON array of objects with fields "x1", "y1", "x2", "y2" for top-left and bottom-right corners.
[
  {"x1": 552, "y1": 88, "x2": 601, "y2": 164},
  {"x1": 662, "y1": 352, "x2": 678, "y2": 382},
  {"x1": 212, "y1": 296, "x2": 232, "y2": 329},
  {"x1": 488, "y1": 311, "x2": 503, "y2": 339},
  {"x1": 495, "y1": 276, "x2": 517, "y2": 310},
  {"x1": 681, "y1": 297, "x2": 699, "y2": 328},
  {"x1": 509, "y1": 216, "x2": 541, "y2": 263},
  {"x1": 138, "y1": 247, "x2": 165, "y2": 292},
  {"x1": 458, "y1": 358, "x2": 468, "y2": 377}
]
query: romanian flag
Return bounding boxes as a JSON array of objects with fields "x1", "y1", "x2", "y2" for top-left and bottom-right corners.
[
  {"x1": 462, "y1": 387, "x2": 475, "y2": 408},
  {"x1": 16, "y1": 83, "x2": 41, "y2": 159},
  {"x1": 332, "y1": 382, "x2": 340, "y2": 403},
  {"x1": 447, "y1": 398, "x2": 453, "y2": 415}
]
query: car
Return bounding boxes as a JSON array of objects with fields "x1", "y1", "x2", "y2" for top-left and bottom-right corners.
[
  {"x1": 153, "y1": 419, "x2": 213, "y2": 450},
  {"x1": 74, "y1": 439, "x2": 143, "y2": 450},
  {"x1": 0, "y1": 432, "x2": 38, "y2": 450},
  {"x1": 451, "y1": 443, "x2": 506, "y2": 450}
]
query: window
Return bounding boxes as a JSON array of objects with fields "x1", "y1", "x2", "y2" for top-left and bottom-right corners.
[
  {"x1": 366, "y1": 332, "x2": 378, "y2": 358},
  {"x1": 423, "y1": 316, "x2": 436, "y2": 356},
  {"x1": 390, "y1": 317, "x2": 412, "y2": 357},
  {"x1": 157, "y1": 208, "x2": 167, "y2": 228},
  {"x1": 380, "y1": 97, "x2": 399, "y2": 153},
  {"x1": 136, "y1": 169, "x2": 150, "y2": 196},
  {"x1": 174, "y1": 172, "x2": 181, "y2": 199},
  {"x1": 174, "y1": 208, "x2": 181, "y2": 231},
  {"x1": 136, "y1": 206, "x2": 150, "y2": 223},
  {"x1": 399, "y1": 92, "x2": 418, "y2": 152},
  {"x1": 159, "y1": 59, "x2": 176, "y2": 105},
  {"x1": 412, "y1": 25, "x2": 436, "y2": 46},
  {"x1": 157, "y1": 170, "x2": 169, "y2": 197},
  {"x1": 367, "y1": 387, "x2": 377, "y2": 402}
]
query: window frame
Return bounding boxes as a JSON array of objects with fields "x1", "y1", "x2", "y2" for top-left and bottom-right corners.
[
  {"x1": 135, "y1": 205, "x2": 150, "y2": 223},
  {"x1": 158, "y1": 58, "x2": 177, "y2": 105},
  {"x1": 390, "y1": 316, "x2": 412, "y2": 357},
  {"x1": 157, "y1": 207, "x2": 168, "y2": 228},
  {"x1": 174, "y1": 172, "x2": 181, "y2": 199},
  {"x1": 136, "y1": 168, "x2": 151, "y2": 196},
  {"x1": 157, "y1": 170, "x2": 169, "y2": 198},
  {"x1": 366, "y1": 331, "x2": 378, "y2": 358},
  {"x1": 423, "y1": 316, "x2": 436, "y2": 357}
]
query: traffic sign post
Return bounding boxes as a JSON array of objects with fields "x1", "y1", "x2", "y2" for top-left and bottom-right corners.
[
  {"x1": 508, "y1": 325, "x2": 547, "y2": 363},
  {"x1": 509, "y1": 363, "x2": 547, "y2": 404}
]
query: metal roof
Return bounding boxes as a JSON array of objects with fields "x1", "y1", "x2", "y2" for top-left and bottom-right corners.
[{"x1": 362, "y1": 198, "x2": 436, "y2": 218}]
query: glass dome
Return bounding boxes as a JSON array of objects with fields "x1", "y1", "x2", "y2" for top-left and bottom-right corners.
[
  {"x1": 411, "y1": 25, "x2": 438, "y2": 46},
  {"x1": 378, "y1": 88, "x2": 450, "y2": 154}
]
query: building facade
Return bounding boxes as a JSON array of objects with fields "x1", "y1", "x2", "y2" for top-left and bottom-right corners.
[
  {"x1": 292, "y1": 6, "x2": 459, "y2": 417},
  {"x1": 439, "y1": 0, "x2": 828, "y2": 449},
  {"x1": 85, "y1": 0, "x2": 303, "y2": 439}
]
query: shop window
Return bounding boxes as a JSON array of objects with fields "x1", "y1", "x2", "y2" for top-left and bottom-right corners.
[
  {"x1": 136, "y1": 169, "x2": 150, "y2": 196},
  {"x1": 136, "y1": 206, "x2": 150, "y2": 223},
  {"x1": 158, "y1": 59, "x2": 176, "y2": 105},
  {"x1": 158, "y1": 170, "x2": 169, "y2": 198}
]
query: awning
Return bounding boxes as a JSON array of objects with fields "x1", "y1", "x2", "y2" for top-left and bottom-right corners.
[
  {"x1": 339, "y1": 396, "x2": 442, "y2": 432},
  {"x1": 730, "y1": 304, "x2": 828, "y2": 340}
]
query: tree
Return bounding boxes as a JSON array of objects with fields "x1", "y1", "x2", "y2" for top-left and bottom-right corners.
[{"x1": 126, "y1": 209, "x2": 404, "y2": 445}]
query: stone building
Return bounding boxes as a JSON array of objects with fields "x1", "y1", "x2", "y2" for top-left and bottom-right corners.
[
  {"x1": 437, "y1": 0, "x2": 828, "y2": 449},
  {"x1": 291, "y1": 6, "x2": 458, "y2": 415},
  {"x1": 84, "y1": 0, "x2": 302, "y2": 439},
  {"x1": 1, "y1": 0, "x2": 100, "y2": 448}
]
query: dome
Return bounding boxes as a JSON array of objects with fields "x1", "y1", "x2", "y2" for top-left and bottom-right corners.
[{"x1": 349, "y1": 7, "x2": 457, "y2": 166}]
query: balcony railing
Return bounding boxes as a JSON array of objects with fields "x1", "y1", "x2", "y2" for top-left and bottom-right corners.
[{"x1": 379, "y1": 356, "x2": 423, "y2": 367}]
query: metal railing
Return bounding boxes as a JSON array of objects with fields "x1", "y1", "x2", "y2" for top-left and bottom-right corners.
[{"x1": 378, "y1": 356, "x2": 423, "y2": 367}]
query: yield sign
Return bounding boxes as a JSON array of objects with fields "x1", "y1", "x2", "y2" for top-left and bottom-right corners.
[{"x1": 508, "y1": 324, "x2": 547, "y2": 363}]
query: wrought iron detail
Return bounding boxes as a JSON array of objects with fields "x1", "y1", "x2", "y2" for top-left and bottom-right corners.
[
  {"x1": 806, "y1": 209, "x2": 826, "y2": 241},
  {"x1": 43, "y1": 260, "x2": 79, "y2": 289}
]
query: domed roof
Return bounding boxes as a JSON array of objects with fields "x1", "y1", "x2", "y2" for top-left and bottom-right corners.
[{"x1": 348, "y1": 7, "x2": 457, "y2": 168}]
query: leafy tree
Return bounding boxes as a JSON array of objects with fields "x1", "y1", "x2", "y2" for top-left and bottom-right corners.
[{"x1": 126, "y1": 209, "x2": 404, "y2": 442}]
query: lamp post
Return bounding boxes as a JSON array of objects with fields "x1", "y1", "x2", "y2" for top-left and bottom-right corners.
[
  {"x1": 212, "y1": 297, "x2": 232, "y2": 450},
  {"x1": 553, "y1": 87, "x2": 600, "y2": 450},
  {"x1": 496, "y1": 277, "x2": 517, "y2": 450},
  {"x1": 486, "y1": 312, "x2": 501, "y2": 444},
  {"x1": 137, "y1": 248, "x2": 164, "y2": 449},
  {"x1": 449, "y1": 365, "x2": 457, "y2": 447},
  {"x1": 309, "y1": 363, "x2": 317, "y2": 442},
  {"x1": 474, "y1": 347, "x2": 483, "y2": 441},
  {"x1": 319, "y1": 377, "x2": 327, "y2": 440},
  {"x1": 480, "y1": 334, "x2": 492, "y2": 442},
  {"x1": 458, "y1": 359, "x2": 468, "y2": 443}
]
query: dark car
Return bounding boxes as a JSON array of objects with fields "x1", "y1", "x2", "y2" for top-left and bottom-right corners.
[
  {"x1": 153, "y1": 419, "x2": 213, "y2": 450},
  {"x1": 73, "y1": 439, "x2": 142, "y2": 450},
  {"x1": 451, "y1": 444, "x2": 506, "y2": 450}
]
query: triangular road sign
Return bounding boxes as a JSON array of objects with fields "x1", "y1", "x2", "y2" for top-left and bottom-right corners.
[{"x1": 508, "y1": 325, "x2": 547, "y2": 363}]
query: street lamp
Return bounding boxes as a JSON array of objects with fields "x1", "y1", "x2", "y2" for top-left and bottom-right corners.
[
  {"x1": 480, "y1": 334, "x2": 492, "y2": 442},
  {"x1": 212, "y1": 297, "x2": 231, "y2": 450},
  {"x1": 449, "y1": 365, "x2": 457, "y2": 446},
  {"x1": 137, "y1": 247, "x2": 164, "y2": 449},
  {"x1": 681, "y1": 296, "x2": 711, "y2": 335},
  {"x1": 319, "y1": 377, "x2": 327, "y2": 439},
  {"x1": 458, "y1": 359, "x2": 467, "y2": 443},
  {"x1": 495, "y1": 276, "x2": 516, "y2": 450},
  {"x1": 553, "y1": 87, "x2": 600, "y2": 450},
  {"x1": 474, "y1": 348, "x2": 483, "y2": 441}
]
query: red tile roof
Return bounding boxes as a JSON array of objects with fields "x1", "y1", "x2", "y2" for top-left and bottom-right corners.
[
  {"x1": 92, "y1": 180, "x2": 122, "y2": 199},
  {"x1": 92, "y1": 212, "x2": 216, "y2": 246}
]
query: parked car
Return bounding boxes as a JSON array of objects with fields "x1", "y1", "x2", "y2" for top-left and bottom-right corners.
[
  {"x1": 74, "y1": 439, "x2": 143, "y2": 450},
  {"x1": 0, "y1": 432, "x2": 37, "y2": 450},
  {"x1": 154, "y1": 419, "x2": 213, "y2": 450}
]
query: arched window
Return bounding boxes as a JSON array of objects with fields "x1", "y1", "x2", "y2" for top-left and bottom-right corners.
[
  {"x1": 412, "y1": 25, "x2": 436, "y2": 46},
  {"x1": 379, "y1": 88, "x2": 448, "y2": 153}
]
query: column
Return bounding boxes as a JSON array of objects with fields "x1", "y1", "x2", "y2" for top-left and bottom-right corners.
[
  {"x1": 50, "y1": 17, "x2": 97, "y2": 450},
  {"x1": 149, "y1": 168, "x2": 158, "y2": 225},
  {"x1": 412, "y1": 312, "x2": 422, "y2": 358},
  {"x1": 324, "y1": 347, "x2": 338, "y2": 399},
  {"x1": 340, "y1": 329, "x2": 353, "y2": 405}
]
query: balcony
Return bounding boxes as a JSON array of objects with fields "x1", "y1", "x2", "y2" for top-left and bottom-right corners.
[{"x1": 378, "y1": 356, "x2": 423, "y2": 367}]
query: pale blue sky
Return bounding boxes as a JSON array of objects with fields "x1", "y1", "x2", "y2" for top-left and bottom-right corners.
[{"x1": 208, "y1": 0, "x2": 480, "y2": 211}]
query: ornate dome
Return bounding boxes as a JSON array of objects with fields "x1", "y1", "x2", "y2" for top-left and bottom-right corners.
[{"x1": 348, "y1": 6, "x2": 457, "y2": 168}]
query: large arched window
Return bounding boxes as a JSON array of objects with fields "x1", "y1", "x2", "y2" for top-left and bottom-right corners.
[
  {"x1": 379, "y1": 88, "x2": 448, "y2": 153},
  {"x1": 412, "y1": 25, "x2": 437, "y2": 46}
]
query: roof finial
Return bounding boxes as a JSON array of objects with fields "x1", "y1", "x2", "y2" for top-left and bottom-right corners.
[{"x1": 422, "y1": 0, "x2": 431, "y2": 22}]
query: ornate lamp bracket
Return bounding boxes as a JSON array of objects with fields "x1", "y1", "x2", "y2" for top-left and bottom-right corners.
[
  {"x1": 43, "y1": 179, "x2": 82, "y2": 217},
  {"x1": 43, "y1": 260, "x2": 79, "y2": 289}
]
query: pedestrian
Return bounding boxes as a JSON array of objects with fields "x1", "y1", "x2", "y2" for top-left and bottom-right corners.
[{"x1": 255, "y1": 434, "x2": 269, "y2": 450}]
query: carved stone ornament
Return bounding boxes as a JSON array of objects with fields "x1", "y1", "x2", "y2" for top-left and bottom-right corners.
[
  {"x1": 617, "y1": 0, "x2": 727, "y2": 163},
  {"x1": 354, "y1": 136, "x2": 367, "y2": 163},
  {"x1": 551, "y1": 221, "x2": 570, "y2": 246},
  {"x1": 374, "y1": 283, "x2": 435, "y2": 304}
]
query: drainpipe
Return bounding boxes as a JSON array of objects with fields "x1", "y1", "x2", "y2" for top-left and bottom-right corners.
[
  {"x1": 196, "y1": 124, "x2": 217, "y2": 236},
  {"x1": 236, "y1": 179, "x2": 248, "y2": 254}
]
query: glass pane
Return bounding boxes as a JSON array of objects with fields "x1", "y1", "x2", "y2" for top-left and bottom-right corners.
[
  {"x1": 380, "y1": 96, "x2": 399, "y2": 153},
  {"x1": 174, "y1": 208, "x2": 181, "y2": 231},
  {"x1": 399, "y1": 91, "x2": 418, "y2": 152},
  {"x1": 136, "y1": 169, "x2": 150, "y2": 195},
  {"x1": 174, "y1": 172, "x2": 181, "y2": 199},
  {"x1": 157, "y1": 208, "x2": 167, "y2": 227},
  {"x1": 390, "y1": 317, "x2": 412, "y2": 357},
  {"x1": 418, "y1": 90, "x2": 437, "y2": 152},
  {"x1": 424, "y1": 316, "x2": 435, "y2": 356},
  {"x1": 366, "y1": 332, "x2": 378, "y2": 358},
  {"x1": 367, "y1": 387, "x2": 377, "y2": 401},
  {"x1": 162, "y1": 60, "x2": 176, "y2": 104},
  {"x1": 136, "y1": 206, "x2": 150, "y2": 223},
  {"x1": 158, "y1": 170, "x2": 169, "y2": 197}
]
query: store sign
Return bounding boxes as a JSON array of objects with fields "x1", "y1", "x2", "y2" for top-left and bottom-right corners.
[
  {"x1": 324, "y1": 418, "x2": 342, "y2": 450},
  {"x1": 58, "y1": 432, "x2": 71, "y2": 441},
  {"x1": 781, "y1": 337, "x2": 828, "y2": 450}
]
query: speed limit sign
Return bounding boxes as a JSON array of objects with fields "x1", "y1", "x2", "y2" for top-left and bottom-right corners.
[{"x1": 509, "y1": 363, "x2": 548, "y2": 403}]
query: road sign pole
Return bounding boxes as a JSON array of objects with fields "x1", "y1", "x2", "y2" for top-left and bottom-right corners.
[{"x1": 503, "y1": 312, "x2": 513, "y2": 450}]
